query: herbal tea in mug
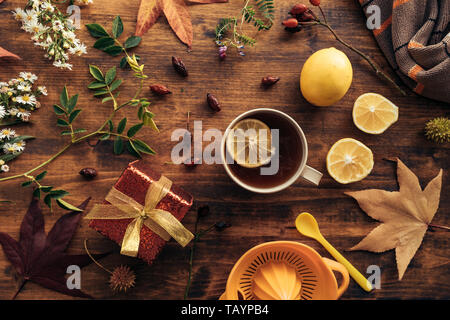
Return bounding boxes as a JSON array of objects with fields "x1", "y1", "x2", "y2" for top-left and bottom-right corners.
[{"x1": 221, "y1": 108, "x2": 322, "y2": 193}]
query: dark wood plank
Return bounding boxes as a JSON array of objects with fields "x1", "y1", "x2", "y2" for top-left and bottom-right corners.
[{"x1": 0, "y1": 0, "x2": 448, "y2": 300}]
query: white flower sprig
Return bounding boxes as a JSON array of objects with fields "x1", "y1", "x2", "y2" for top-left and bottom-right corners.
[
  {"x1": 0, "y1": 128, "x2": 34, "y2": 173},
  {"x1": 0, "y1": 72, "x2": 46, "y2": 125},
  {"x1": 13, "y1": 0, "x2": 91, "y2": 70},
  {"x1": 75, "y1": 0, "x2": 93, "y2": 5}
]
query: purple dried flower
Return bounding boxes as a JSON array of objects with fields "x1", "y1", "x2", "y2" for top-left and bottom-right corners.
[{"x1": 219, "y1": 46, "x2": 227, "y2": 60}]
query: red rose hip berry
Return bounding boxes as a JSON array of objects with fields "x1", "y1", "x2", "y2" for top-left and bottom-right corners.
[
  {"x1": 282, "y1": 18, "x2": 299, "y2": 28},
  {"x1": 289, "y1": 4, "x2": 308, "y2": 15}
]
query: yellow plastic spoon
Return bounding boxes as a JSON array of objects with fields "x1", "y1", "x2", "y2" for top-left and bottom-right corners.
[{"x1": 295, "y1": 212, "x2": 373, "y2": 292}]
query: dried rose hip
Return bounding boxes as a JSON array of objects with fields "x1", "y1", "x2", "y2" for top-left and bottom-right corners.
[
  {"x1": 282, "y1": 18, "x2": 299, "y2": 28},
  {"x1": 289, "y1": 4, "x2": 308, "y2": 15},
  {"x1": 299, "y1": 12, "x2": 314, "y2": 22},
  {"x1": 79, "y1": 168, "x2": 97, "y2": 179},
  {"x1": 310, "y1": 0, "x2": 320, "y2": 6},
  {"x1": 261, "y1": 76, "x2": 280, "y2": 86},
  {"x1": 207, "y1": 93, "x2": 221, "y2": 112},
  {"x1": 172, "y1": 56, "x2": 188, "y2": 77},
  {"x1": 150, "y1": 84, "x2": 171, "y2": 95}
]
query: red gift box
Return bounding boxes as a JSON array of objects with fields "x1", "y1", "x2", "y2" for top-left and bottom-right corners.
[{"x1": 88, "y1": 160, "x2": 193, "y2": 264}]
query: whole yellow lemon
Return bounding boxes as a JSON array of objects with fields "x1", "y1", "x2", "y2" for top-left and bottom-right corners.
[{"x1": 300, "y1": 47, "x2": 353, "y2": 107}]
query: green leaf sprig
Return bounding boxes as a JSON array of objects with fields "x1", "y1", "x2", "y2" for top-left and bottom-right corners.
[
  {"x1": 86, "y1": 16, "x2": 142, "y2": 69},
  {"x1": 86, "y1": 65, "x2": 157, "y2": 157},
  {"x1": 54, "y1": 86, "x2": 86, "y2": 141},
  {"x1": 215, "y1": 0, "x2": 274, "y2": 55},
  {"x1": 21, "y1": 170, "x2": 81, "y2": 212}
]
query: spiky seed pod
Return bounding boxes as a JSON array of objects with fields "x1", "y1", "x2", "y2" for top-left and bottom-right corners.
[
  {"x1": 425, "y1": 117, "x2": 450, "y2": 143},
  {"x1": 109, "y1": 265, "x2": 136, "y2": 292}
]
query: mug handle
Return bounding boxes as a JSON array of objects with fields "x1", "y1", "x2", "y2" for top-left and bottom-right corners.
[
  {"x1": 322, "y1": 258, "x2": 350, "y2": 299},
  {"x1": 300, "y1": 165, "x2": 323, "y2": 186}
]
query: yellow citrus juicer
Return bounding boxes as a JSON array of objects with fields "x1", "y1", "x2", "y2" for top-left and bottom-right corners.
[
  {"x1": 220, "y1": 241, "x2": 349, "y2": 300},
  {"x1": 295, "y1": 212, "x2": 373, "y2": 292}
]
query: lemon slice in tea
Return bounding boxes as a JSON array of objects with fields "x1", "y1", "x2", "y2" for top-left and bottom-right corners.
[{"x1": 226, "y1": 118, "x2": 273, "y2": 168}]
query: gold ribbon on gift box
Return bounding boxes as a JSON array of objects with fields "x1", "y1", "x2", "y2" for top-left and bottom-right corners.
[{"x1": 84, "y1": 175, "x2": 194, "y2": 257}]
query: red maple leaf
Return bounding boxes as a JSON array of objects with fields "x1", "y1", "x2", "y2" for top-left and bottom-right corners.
[{"x1": 0, "y1": 197, "x2": 106, "y2": 299}]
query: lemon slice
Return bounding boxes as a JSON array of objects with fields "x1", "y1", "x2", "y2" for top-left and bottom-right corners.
[
  {"x1": 353, "y1": 93, "x2": 399, "y2": 134},
  {"x1": 226, "y1": 118, "x2": 273, "y2": 168},
  {"x1": 326, "y1": 138, "x2": 374, "y2": 184}
]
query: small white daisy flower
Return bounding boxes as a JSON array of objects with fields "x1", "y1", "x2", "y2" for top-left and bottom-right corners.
[
  {"x1": 23, "y1": 20, "x2": 46, "y2": 34},
  {"x1": 3, "y1": 143, "x2": 18, "y2": 154},
  {"x1": 37, "y1": 86, "x2": 48, "y2": 96},
  {"x1": 23, "y1": 9, "x2": 38, "y2": 24},
  {"x1": 17, "y1": 108, "x2": 31, "y2": 122},
  {"x1": 19, "y1": 72, "x2": 38, "y2": 83},
  {"x1": 0, "y1": 128, "x2": 16, "y2": 139},
  {"x1": 40, "y1": 2, "x2": 55, "y2": 12},
  {"x1": 69, "y1": 43, "x2": 87, "y2": 56},
  {"x1": 1, "y1": 164, "x2": 10, "y2": 173},
  {"x1": 30, "y1": 0, "x2": 40, "y2": 9},
  {"x1": 13, "y1": 141, "x2": 26, "y2": 152},
  {"x1": 52, "y1": 20, "x2": 64, "y2": 32},
  {"x1": 63, "y1": 30, "x2": 77, "y2": 43},
  {"x1": 16, "y1": 94, "x2": 37, "y2": 105},
  {"x1": 53, "y1": 61, "x2": 73, "y2": 70},
  {"x1": 12, "y1": 8, "x2": 25, "y2": 21},
  {"x1": 17, "y1": 83, "x2": 32, "y2": 92},
  {"x1": 7, "y1": 108, "x2": 19, "y2": 117}
]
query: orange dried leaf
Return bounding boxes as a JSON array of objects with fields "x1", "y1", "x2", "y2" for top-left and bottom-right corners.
[
  {"x1": 135, "y1": 0, "x2": 228, "y2": 47},
  {"x1": 136, "y1": 0, "x2": 162, "y2": 36},
  {"x1": 346, "y1": 158, "x2": 443, "y2": 280},
  {"x1": 161, "y1": 0, "x2": 193, "y2": 48},
  {"x1": 0, "y1": 45, "x2": 21, "y2": 60}
]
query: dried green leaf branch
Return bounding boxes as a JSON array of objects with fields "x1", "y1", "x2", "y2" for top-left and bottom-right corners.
[
  {"x1": 215, "y1": 0, "x2": 275, "y2": 56},
  {"x1": 184, "y1": 221, "x2": 215, "y2": 300},
  {"x1": 184, "y1": 206, "x2": 231, "y2": 299}
]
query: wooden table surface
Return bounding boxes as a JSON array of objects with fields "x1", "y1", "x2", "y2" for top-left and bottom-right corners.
[{"x1": 0, "y1": 0, "x2": 449, "y2": 300}]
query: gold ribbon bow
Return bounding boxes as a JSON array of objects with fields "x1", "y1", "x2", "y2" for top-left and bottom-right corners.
[{"x1": 85, "y1": 176, "x2": 194, "y2": 257}]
